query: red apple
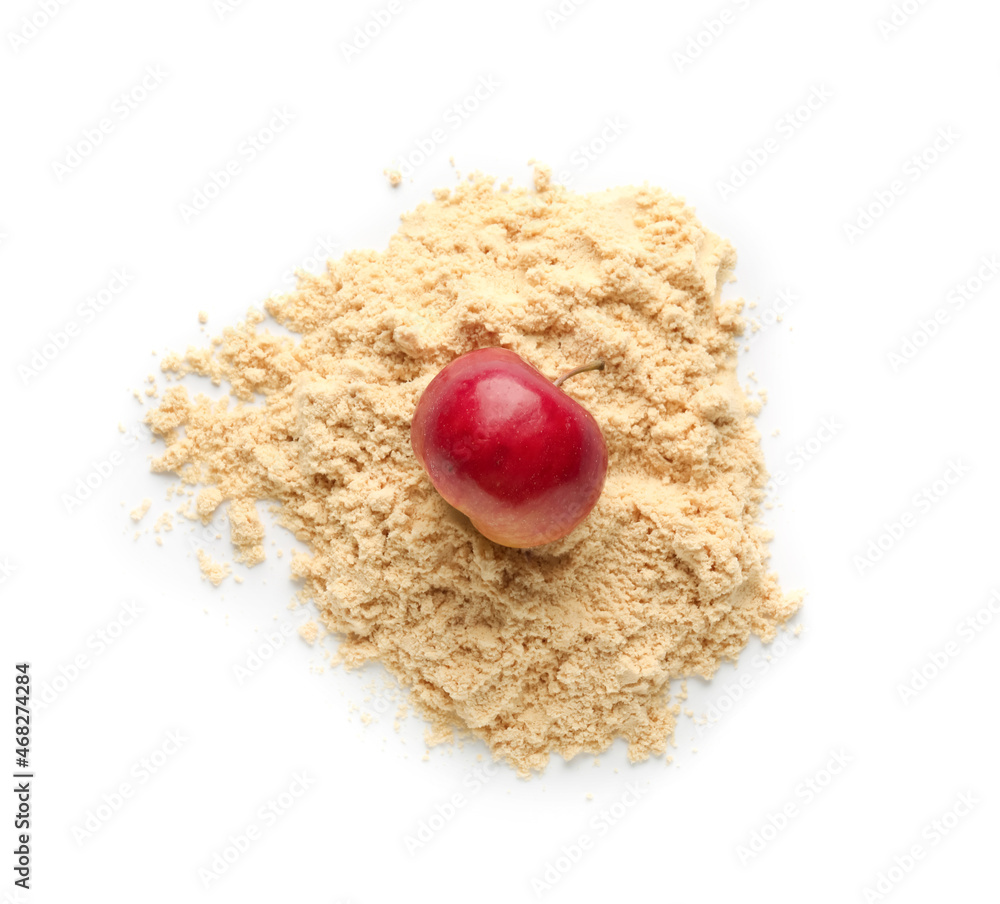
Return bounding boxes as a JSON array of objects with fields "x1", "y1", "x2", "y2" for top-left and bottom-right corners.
[{"x1": 410, "y1": 348, "x2": 608, "y2": 548}]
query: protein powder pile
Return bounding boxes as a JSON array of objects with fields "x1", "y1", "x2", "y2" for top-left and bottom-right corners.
[{"x1": 144, "y1": 165, "x2": 800, "y2": 775}]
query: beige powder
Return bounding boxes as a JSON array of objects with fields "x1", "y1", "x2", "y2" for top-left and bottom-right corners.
[
  {"x1": 299, "y1": 621, "x2": 320, "y2": 644},
  {"x1": 145, "y1": 166, "x2": 800, "y2": 775},
  {"x1": 197, "y1": 549, "x2": 231, "y2": 586},
  {"x1": 130, "y1": 498, "x2": 152, "y2": 522}
]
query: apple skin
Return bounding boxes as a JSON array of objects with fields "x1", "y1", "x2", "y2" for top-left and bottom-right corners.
[{"x1": 410, "y1": 348, "x2": 608, "y2": 548}]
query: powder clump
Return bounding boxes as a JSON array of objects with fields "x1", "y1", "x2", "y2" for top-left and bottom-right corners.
[
  {"x1": 197, "y1": 550, "x2": 231, "y2": 586},
  {"x1": 145, "y1": 167, "x2": 800, "y2": 775},
  {"x1": 299, "y1": 621, "x2": 320, "y2": 645},
  {"x1": 130, "y1": 498, "x2": 152, "y2": 522}
]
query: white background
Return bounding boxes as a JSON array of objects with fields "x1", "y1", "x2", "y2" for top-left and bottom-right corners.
[{"x1": 2, "y1": 0, "x2": 998, "y2": 902}]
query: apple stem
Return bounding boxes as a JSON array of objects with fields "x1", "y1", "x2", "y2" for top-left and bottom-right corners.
[{"x1": 554, "y1": 359, "x2": 605, "y2": 387}]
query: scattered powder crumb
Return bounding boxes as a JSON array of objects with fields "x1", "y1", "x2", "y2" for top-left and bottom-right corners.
[
  {"x1": 154, "y1": 512, "x2": 174, "y2": 532},
  {"x1": 384, "y1": 168, "x2": 402, "y2": 187},
  {"x1": 197, "y1": 550, "x2": 231, "y2": 586},
  {"x1": 144, "y1": 165, "x2": 801, "y2": 776},
  {"x1": 177, "y1": 502, "x2": 198, "y2": 521},
  {"x1": 118, "y1": 422, "x2": 125, "y2": 434},
  {"x1": 772, "y1": 428, "x2": 781, "y2": 437},
  {"x1": 586, "y1": 793, "x2": 594, "y2": 801},
  {"x1": 199, "y1": 311, "x2": 209, "y2": 324},
  {"x1": 228, "y1": 498, "x2": 265, "y2": 565},
  {"x1": 196, "y1": 487, "x2": 224, "y2": 523},
  {"x1": 156, "y1": 537, "x2": 164, "y2": 546},
  {"x1": 130, "y1": 498, "x2": 152, "y2": 522},
  {"x1": 299, "y1": 621, "x2": 319, "y2": 644}
]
